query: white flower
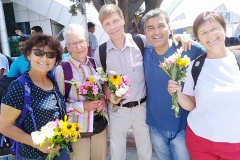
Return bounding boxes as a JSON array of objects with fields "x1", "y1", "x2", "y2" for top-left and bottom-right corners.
[
  {"x1": 176, "y1": 47, "x2": 183, "y2": 54},
  {"x1": 109, "y1": 71, "x2": 116, "y2": 75},
  {"x1": 96, "y1": 67, "x2": 103, "y2": 73},
  {"x1": 40, "y1": 126, "x2": 55, "y2": 139},
  {"x1": 91, "y1": 74, "x2": 101, "y2": 81},
  {"x1": 115, "y1": 85, "x2": 129, "y2": 97},
  {"x1": 31, "y1": 131, "x2": 45, "y2": 145}
]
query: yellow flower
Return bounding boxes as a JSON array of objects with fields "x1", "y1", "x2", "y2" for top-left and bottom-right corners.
[
  {"x1": 109, "y1": 75, "x2": 122, "y2": 88},
  {"x1": 177, "y1": 55, "x2": 190, "y2": 67},
  {"x1": 58, "y1": 115, "x2": 82, "y2": 140},
  {"x1": 88, "y1": 77, "x2": 95, "y2": 83}
]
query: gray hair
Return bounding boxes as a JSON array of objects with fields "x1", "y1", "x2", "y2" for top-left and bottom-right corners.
[
  {"x1": 142, "y1": 8, "x2": 170, "y2": 31},
  {"x1": 62, "y1": 23, "x2": 86, "y2": 42}
]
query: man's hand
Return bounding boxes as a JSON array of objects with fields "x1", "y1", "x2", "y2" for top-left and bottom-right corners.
[
  {"x1": 103, "y1": 83, "x2": 122, "y2": 105},
  {"x1": 105, "y1": 89, "x2": 122, "y2": 104},
  {"x1": 15, "y1": 30, "x2": 23, "y2": 36},
  {"x1": 95, "y1": 95, "x2": 106, "y2": 112},
  {"x1": 172, "y1": 33, "x2": 193, "y2": 51},
  {"x1": 83, "y1": 100, "x2": 101, "y2": 111}
]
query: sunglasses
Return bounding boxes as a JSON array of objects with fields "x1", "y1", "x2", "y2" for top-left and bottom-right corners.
[{"x1": 32, "y1": 49, "x2": 56, "y2": 59}]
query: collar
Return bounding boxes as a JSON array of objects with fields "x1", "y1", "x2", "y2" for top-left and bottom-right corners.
[
  {"x1": 106, "y1": 33, "x2": 135, "y2": 52},
  {"x1": 68, "y1": 56, "x2": 93, "y2": 68}
]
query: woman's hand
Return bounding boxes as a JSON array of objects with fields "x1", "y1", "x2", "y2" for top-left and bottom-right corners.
[
  {"x1": 168, "y1": 80, "x2": 182, "y2": 95},
  {"x1": 33, "y1": 142, "x2": 60, "y2": 154},
  {"x1": 83, "y1": 100, "x2": 101, "y2": 111}
]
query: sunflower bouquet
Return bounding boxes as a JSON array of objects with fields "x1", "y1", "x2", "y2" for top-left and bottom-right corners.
[
  {"x1": 106, "y1": 71, "x2": 131, "y2": 109},
  {"x1": 159, "y1": 48, "x2": 190, "y2": 118},
  {"x1": 31, "y1": 115, "x2": 81, "y2": 160},
  {"x1": 95, "y1": 68, "x2": 131, "y2": 109}
]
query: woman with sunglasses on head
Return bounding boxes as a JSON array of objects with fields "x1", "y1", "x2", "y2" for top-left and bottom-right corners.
[
  {"x1": 0, "y1": 34, "x2": 68, "y2": 160},
  {"x1": 168, "y1": 11, "x2": 240, "y2": 159}
]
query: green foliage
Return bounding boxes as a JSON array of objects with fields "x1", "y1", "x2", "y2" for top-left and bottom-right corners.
[
  {"x1": 9, "y1": 37, "x2": 21, "y2": 57},
  {"x1": 69, "y1": 0, "x2": 91, "y2": 15}
]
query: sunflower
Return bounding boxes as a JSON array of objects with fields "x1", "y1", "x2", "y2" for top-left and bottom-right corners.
[{"x1": 109, "y1": 75, "x2": 122, "y2": 88}]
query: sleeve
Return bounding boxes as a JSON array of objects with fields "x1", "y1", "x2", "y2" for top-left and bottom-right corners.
[
  {"x1": 182, "y1": 62, "x2": 195, "y2": 96},
  {"x1": 1, "y1": 80, "x2": 24, "y2": 110},
  {"x1": 7, "y1": 60, "x2": 20, "y2": 77},
  {"x1": 54, "y1": 65, "x2": 85, "y2": 115},
  {"x1": 0, "y1": 55, "x2": 8, "y2": 70}
]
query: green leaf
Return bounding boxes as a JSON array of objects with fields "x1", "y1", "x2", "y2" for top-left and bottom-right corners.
[{"x1": 114, "y1": 95, "x2": 118, "y2": 101}]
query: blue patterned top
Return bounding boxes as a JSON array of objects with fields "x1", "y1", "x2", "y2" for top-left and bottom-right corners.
[{"x1": 1, "y1": 72, "x2": 66, "y2": 158}]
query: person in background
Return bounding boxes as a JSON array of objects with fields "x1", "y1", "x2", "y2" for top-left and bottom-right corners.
[
  {"x1": 168, "y1": 11, "x2": 240, "y2": 159},
  {"x1": 225, "y1": 36, "x2": 240, "y2": 47},
  {"x1": 0, "y1": 52, "x2": 9, "y2": 77},
  {"x1": 15, "y1": 26, "x2": 43, "y2": 36},
  {"x1": 0, "y1": 34, "x2": 67, "y2": 159},
  {"x1": 7, "y1": 36, "x2": 30, "y2": 77},
  {"x1": 225, "y1": 36, "x2": 240, "y2": 50},
  {"x1": 61, "y1": 47, "x2": 70, "y2": 62},
  {"x1": 30, "y1": 26, "x2": 43, "y2": 35},
  {"x1": 142, "y1": 8, "x2": 206, "y2": 160},
  {"x1": 87, "y1": 22, "x2": 98, "y2": 57},
  {"x1": 54, "y1": 23, "x2": 107, "y2": 160}
]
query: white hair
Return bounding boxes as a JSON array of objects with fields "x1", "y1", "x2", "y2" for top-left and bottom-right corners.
[{"x1": 62, "y1": 23, "x2": 86, "y2": 42}]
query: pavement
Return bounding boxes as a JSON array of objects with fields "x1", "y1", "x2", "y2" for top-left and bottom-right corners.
[{"x1": 0, "y1": 130, "x2": 158, "y2": 160}]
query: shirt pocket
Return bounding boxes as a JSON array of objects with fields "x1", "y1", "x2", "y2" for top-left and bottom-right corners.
[{"x1": 130, "y1": 61, "x2": 144, "y2": 83}]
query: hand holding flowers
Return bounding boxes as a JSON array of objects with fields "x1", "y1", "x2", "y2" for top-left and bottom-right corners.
[
  {"x1": 70, "y1": 76, "x2": 106, "y2": 116},
  {"x1": 159, "y1": 48, "x2": 190, "y2": 117},
  {"x1": 31, "y1": 115, "x2": 81, "y2": 160},
  {"x1": 96, "y1": 68, "x2": 131, "y2": 109}
]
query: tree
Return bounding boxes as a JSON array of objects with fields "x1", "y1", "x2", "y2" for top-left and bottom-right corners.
[{"x1": 69, "y1": 0, "x2": 163, "y2": 33}]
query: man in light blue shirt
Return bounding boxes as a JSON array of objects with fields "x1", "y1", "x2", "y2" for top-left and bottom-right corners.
[
  {"x1": 7, "y1": 36, "x2": 30, "y2": 77},
  {"x1": 87, "y1": 22, "x2": 98, "y2": 57}
]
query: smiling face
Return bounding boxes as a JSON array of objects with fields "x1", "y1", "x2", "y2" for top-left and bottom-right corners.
[
  {"x1": 66, "y1": 33, "x2": 88, "y2": 63},
  {"x1": 197, "y1": 20, "x2": 225, "y2": 52},
  {"x1": 102, "y1": 12, "x2": 125, "y2": 41},
  {"x1": 144, "y1": 15, "x2": 170, "y2": 52},
  {"x1": 27, "y1": 45, "x2": 56, "y2": 74}
]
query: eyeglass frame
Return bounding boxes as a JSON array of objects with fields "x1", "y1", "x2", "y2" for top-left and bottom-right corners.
[
  {"x1": 198, "y1": 26, "x2": 223, "y2": 37},
  {"x1": 67, "y1": 40, "x2": 87, "y2": 47}
]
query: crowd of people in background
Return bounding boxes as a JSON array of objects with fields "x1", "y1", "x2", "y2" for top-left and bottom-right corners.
[{"x1": 0, "y1": 3, "x2": 240, "y2": 160}]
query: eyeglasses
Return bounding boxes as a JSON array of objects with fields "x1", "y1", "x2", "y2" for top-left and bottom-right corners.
[
  {"x1": 67, "y1": 40, "x2": 86, "y2": 47},
  {"x1": 198, "y1": 26, "x2": 222, "y2": 37},
  {"x1": 32, "y1": 49, "x2": 56, "y2": 59}
]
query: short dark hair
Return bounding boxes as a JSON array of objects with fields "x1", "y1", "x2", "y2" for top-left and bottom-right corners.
[
  {"x1": 87, "y1": 22, "x2": 95, "y2": 29},
  {"x1": 31, "y1": 26, "x2": 43, "y2": 33},
  {"x1": 23, "y1": 34, "x2": 62, "y2": 65},
  {"x1": 18, "y1": 36, "x2": 29, "y2": 42},
  {"x1": 142, "y1": 8, "x2": 169, "y2": 31}
]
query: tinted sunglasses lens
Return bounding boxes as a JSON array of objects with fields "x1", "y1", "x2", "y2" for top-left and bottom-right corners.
[
  {"x1": 33, "y1": 49, "x2": 56, "y2": 59},
  {"x1": 46, "y1": 52, "x2": 56, "y2": 59},
  {"x1": 34, "y1": 49, "x2": 44, "y2": 57}
]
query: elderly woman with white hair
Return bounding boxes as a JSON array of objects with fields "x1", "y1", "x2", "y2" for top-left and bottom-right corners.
[{"x1": 54, "y1": 24, "x2": 108, "y2": 160}]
